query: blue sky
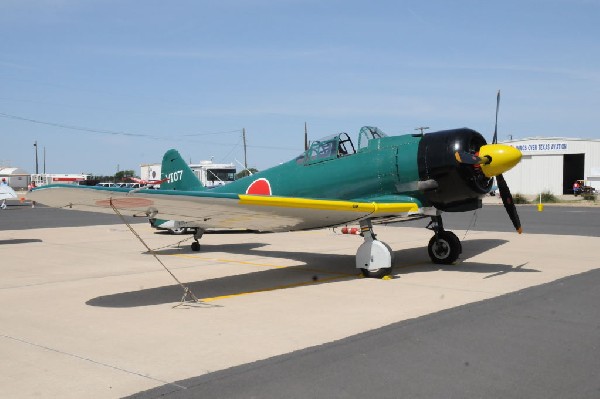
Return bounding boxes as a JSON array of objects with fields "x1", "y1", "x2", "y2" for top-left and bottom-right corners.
[{"x1": 1, "y1": 0, "x2": 599, "y2": 175}]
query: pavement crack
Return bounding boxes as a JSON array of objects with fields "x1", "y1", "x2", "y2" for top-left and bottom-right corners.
[{"x1": 0, "y1": 333, "x2": 187, "y2": 390}]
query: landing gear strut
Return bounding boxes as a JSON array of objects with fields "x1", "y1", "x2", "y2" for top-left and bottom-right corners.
[
  {"x1": 191, "y1": 228, "x2": 204, "y2": 252},
  {"x1": 426, "y1": 215, "x2": 462, "y2": 264},
  {"x1": 355, "y1": 219, "x2": 393, "y2": 278}
]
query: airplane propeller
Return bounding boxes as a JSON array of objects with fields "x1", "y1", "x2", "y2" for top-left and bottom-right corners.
[
  {"x1": 454, "y1": 151, "x2": 490, "y2": 166},
  {"x1": 454, "y1": 91, "x2": 522, "y2": 233},
  {"x1": 491, "y1": 91, "x2": 522, "y2": 234}
]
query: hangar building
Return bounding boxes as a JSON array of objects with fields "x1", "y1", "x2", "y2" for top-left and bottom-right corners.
[
  {"x1": 502, "y1": 137, "x2": 600, "y2": 196},
  {"x1": 0, "y1": 167, "x2": 30, "y2": 190}
]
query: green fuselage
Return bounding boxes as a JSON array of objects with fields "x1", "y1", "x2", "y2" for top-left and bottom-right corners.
[
  {"x1": 159, "y1": 126, "x2": 494, "y2": 213},
  {"x1": 210, "y1": 133, "x2": 424, "y2": 206}
]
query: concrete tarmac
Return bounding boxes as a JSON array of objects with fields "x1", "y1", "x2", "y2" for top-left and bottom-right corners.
[
  {"x1": 1, "y1": 203, "x2": 599, "y2": 398},
  {"x1": 132, "y1": 269, "x2": 600, "y2": 399}
]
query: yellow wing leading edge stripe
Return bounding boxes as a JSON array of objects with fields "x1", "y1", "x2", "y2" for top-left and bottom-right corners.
[{"x1": 238, "y1": 195, "x2": 419, "y2": 214}]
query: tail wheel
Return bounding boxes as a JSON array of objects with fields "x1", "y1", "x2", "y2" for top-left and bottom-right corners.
[{"x1": 428, "y1": 231, "x2": 461, "y2": 264}]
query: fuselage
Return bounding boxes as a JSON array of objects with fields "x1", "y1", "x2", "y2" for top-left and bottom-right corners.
[
  {"x1": 212, "y1": 133, "x2": 421, "y2": 203},
  {"x1": 207, "y1": 127, "x2": 508, "y2": 213}
]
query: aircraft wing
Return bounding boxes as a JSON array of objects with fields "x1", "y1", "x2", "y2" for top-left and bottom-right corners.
[
  {"x1": 0, "y1": 186, "x2": 18, "y2": 200},
  {"x1": 29, "y1": 185, "x2": 422, "y2": 232}
]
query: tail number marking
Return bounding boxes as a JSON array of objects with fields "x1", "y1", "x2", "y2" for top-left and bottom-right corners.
[{"x1": 166, "y1": 170, "x2": 183, "y2": 182}]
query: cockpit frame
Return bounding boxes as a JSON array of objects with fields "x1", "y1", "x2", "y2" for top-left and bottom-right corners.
[{"x1": 298, "y1": 126, "x2": 388, "y2": 166}]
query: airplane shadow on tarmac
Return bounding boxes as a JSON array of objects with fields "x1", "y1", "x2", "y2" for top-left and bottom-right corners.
[
  {"x1": 86, "y1": 238, "x2": 539, "y2": 308},
  {"x1": 0, "y1": 238, "x2": 43, "y2": 245},
  {"x1": 394, "y1": 239, "x2": 540, "y2": 277}
]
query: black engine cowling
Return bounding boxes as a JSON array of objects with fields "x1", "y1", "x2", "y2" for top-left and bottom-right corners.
[{"x1": 417, "y1": 128, "x2": 492, "y2": 212}]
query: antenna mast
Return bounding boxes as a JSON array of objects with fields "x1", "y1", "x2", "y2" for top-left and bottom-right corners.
[{"x1": 242, "y1": 128, "x2": 247, "y2": 169}]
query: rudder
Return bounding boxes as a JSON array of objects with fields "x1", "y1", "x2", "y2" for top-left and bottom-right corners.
[{"x1": 161, "y1": 149, "x2": 205, "y2": 191}]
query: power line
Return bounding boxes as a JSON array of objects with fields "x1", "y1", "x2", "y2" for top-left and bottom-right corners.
[
  {"x1": 0, "y1": 111, "x2": 241, "y2": 139},
  {"x1": 182, "y1": 129, "x2": 243, "y2": 137},
  {"x1": 0, "y1": 111, "x2": 299, "y2": 151},
  {"x1": 0, "y1": 112, "x2": 151, "y2": 138}
]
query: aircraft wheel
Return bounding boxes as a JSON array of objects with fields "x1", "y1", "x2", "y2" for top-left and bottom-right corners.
[
  {"x1": 191, "y1": 241, "x2": 201, "y2": 252},
  {"x1": 360, "y1": 267, "x2": 392, "y2": 279},
  {"x1": 428, "y1": 231, "x2": 461, "y2": 264}
]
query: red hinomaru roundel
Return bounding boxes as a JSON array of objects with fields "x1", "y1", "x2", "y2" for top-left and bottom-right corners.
[{"x1": 245, "y1": 178, "x2": 272, "y2": 195}]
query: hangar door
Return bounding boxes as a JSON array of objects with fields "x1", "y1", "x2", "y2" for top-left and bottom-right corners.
[{"x1": 563, "y1": 153, "x2": 584, "y2": 194}]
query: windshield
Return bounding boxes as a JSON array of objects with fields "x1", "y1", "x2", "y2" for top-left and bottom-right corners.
[
  {"x1": 300, "y1": 132, "x2": 356, "y2": 165},
  {"x1": 357, "y1": 126, "x2": 388, "y2": 150}
]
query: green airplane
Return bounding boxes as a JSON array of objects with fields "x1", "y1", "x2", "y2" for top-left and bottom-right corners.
[{"x1": 30, "y1": 124, "x2": 522, "y2": 278}]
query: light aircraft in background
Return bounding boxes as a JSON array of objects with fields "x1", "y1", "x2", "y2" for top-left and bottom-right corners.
[
  {"x1": 129, "y1": 177, "x2": 169, "y2": 186},
  {"x1": 30, "y1": 119, "x2": 522, "y2": 278},
  {"x1": 0, "y1": 184, "x2": 18, "y2": 210}
]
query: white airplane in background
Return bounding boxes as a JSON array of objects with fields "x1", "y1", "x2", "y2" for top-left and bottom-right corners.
[
  {"x1": 129, "y1": 177, "x2": 169, "y2": 186},
  {"x1": 0, "y1": 184, "x2": 18, "y2": 209}
]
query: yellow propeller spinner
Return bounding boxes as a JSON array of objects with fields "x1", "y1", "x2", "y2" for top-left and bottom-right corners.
[{"x1": 478, "y1": 144, "x2": 522, "y2": 177}]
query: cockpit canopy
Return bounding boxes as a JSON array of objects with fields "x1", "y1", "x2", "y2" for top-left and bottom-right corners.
[
  {"x1": 357, "y1": 126, "x2": 388, "y2": 150},
  {"x1": 298, "y1": 126, "x2": 388, "y2": 165}
]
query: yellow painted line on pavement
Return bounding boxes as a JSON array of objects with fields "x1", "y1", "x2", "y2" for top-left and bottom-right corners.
[
  {"x1": 201, "y1": 274, "x2": 355, "y2": 302},
  {"x1": 170, "y1": 253, "x2": 358, "y2": 302}
]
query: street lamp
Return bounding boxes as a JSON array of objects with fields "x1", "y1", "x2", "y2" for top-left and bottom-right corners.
[{"x1": 33, "y1": 141, "x2": 39, "y2": 174}]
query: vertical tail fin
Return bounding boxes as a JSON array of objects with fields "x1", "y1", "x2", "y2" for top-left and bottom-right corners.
[{"x1": 161, "y1": 149, "x2": 205, "y2": 191}]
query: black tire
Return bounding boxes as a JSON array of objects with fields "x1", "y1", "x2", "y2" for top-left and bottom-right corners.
[
  {"x1": 428, "y1": 231, "x2": 461, "y2": 264},
  {"x1": 360, "y1": 267, "x2": 392, "y2": 279},
  {"x1": 191, "y1": 241, "x2": 201, "y2": 252}
]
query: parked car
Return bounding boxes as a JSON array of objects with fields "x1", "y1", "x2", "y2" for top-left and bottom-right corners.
[{"x1": 573, "y1": 180, "x2": 595, "y2": 196}]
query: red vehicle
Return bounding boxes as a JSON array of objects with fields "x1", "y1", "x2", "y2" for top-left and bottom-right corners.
[{"x1": 573, "y1": 180, "x2": 595, "y2": 196}]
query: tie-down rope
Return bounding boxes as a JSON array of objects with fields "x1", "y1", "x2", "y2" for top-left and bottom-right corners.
[{"x1": 109, "y1": 198, "x2": 200, "y2": 307}]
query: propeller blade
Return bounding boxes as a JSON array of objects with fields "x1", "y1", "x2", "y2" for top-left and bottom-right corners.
[
  {"x1": 493, "y1": 90, "x2": 500, "y2": 144},
  {"x1": 496, "y1": 173, "x2": 522, "y2": 234},
  {"x1": 454, "y1": 151, "x2": 492, "y2": 166},
  {"x1": 455, "y1": 151, "x2": 482, "y2": 165}
]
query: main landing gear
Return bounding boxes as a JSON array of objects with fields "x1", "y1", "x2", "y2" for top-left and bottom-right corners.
[
  {"x1": 355, "y1": 215, "x2": 463, "y2": 279},
  {"x1": 426, "y1": 215, "x2": 462, "y2": 264},
  {"x1": 191, "y1": 228, "x2": 204, "y2": 252},
  {"x1": 355, "y1": 219, "x2": 393, "y2": 278},
  {"x1": 186, "y1": 216, "x2": 462, "y2": 278}
]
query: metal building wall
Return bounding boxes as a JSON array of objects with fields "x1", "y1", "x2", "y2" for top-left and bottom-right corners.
[
  {"x1": 584, "y1": 141, "x2": 600, "y2": 191},
  {"x1": 140, "y1": 164, "x2": 161, "y2": 182},
  {"x1": 503, "y1": 155, "x2": 563, "y2": 195},
  {"x1": 501, "y1": 138, "x2": 600, "y2": 196}
]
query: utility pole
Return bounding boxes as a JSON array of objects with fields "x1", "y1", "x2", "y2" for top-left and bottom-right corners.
[
  {"x1": 415, "y1": 126, "x2": 429, "y2": 135},
  {"x1": 242, "y1": 128, "x2": 247, "y2": 169},
  {"x1": 43, "y1": 146, "x2": 46, "y2": 174},
  {"x1": 33, "y1": 141, "x2": 39, "y2": 174},
  {"x1": 304, "y1": 122, "x2": 309, "y2": 151}
]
